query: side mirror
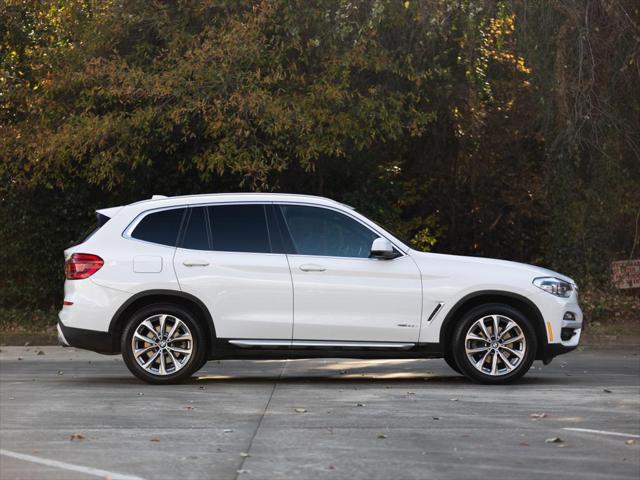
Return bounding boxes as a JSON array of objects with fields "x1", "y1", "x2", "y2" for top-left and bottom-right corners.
[{"x1": 370, "y1": 238, "x2": 397, "y2": 260}]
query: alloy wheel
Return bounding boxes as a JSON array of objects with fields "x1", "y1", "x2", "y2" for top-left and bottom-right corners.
[
  {"x1": 131, "y1": 314, "x2": 193, "y2": 376},
  {"x1": 464, "y1": 314, "x2": 526, "y2": 376}
]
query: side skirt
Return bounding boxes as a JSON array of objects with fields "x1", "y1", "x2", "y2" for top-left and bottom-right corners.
[{"x1": 208, "y1": 339, "x2": 444, "y2": 360}]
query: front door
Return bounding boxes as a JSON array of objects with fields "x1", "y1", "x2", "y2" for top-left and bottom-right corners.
[
  {"x1": 278, "y1": 204, "x2": 422, "y2": 343},
  {"x1": 173, "y1": 203, "x2": 293, "y2": 340}
]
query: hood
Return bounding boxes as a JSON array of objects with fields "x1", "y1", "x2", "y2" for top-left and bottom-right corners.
[{"x1": 410, "y1": 250, "x2": 576, "y2": 285}]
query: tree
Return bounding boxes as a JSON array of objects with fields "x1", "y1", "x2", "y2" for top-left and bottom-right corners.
[{"x1": 1, "y1": 0, "x2": 637, "y2": 311}]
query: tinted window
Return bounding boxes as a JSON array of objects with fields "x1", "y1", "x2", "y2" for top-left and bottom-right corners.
[
  {"x1": 73, "y1": 212, "x2": 111, "y2": 246},
  {"x1": 265, "y1": 204, "x2": 295, "y2": 254},
  {"x1": 181, "y1": 207, "x2": 210, "y2": 250},
  {"x1": 131, "y1": 208, "x2": 185, "y2": 246},
  {"x1": 280, "y1": 205, "x2": 378, "y2": 258},
  {"x1": 209, "y1": 204, "x2": 271, "y2": 253}
]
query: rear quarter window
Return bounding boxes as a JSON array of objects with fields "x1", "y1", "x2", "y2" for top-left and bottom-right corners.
[
  {"x1": 73, "y1": 212, "x2": 111, "y2": 246},
  {"x1": 131, "y1": 208, "x2": 186, "y2": 247}
]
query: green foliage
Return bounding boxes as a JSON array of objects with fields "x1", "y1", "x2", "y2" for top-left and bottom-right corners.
[
  {"x1": 0, "y1": 308, "x2": 57, "y2": 335},
  {"x1": 1, "y1": 0, "x2": 638, "y2": 311}
]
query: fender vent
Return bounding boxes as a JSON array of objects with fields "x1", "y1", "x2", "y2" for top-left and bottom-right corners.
[{"x1": 426, "y1": 302, "x2": 444, "y2": 323}]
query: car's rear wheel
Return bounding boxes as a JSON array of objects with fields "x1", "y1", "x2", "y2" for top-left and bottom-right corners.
[
  {"x1": 452, "y1": 303, "x2": 537, "y2": 384},
  {"x1": 121, "y1": 303, "x2": 206, "y2": 384}
]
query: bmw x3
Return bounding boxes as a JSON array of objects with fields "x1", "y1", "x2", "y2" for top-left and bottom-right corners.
[{"x1": 58, "y1": 193, "x2": 582, "y2": 384}]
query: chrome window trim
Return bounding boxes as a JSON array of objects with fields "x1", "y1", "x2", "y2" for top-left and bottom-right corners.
[
  {"x1": 122, "y1": 200, "x2": 406, "y2": 258},
  {"x1": 122, "y1": 205, "x2": 188, "y2": 248}
]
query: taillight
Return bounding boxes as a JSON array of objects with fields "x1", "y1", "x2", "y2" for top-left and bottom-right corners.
[{"x1": 64, "y1": 253, "x2": 104, "y2": 280}]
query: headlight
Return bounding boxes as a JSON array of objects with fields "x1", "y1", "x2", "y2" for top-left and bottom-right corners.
[{"x1": 533, "y1": 277, "x2": 573, "y2": 297}]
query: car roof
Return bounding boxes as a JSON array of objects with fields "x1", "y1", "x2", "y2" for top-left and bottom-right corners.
[
  {"x1": 128, "y1": 192, "x2": 354, "y2": 209},
  {"x1": 92, "y1": 192, "x2": 410, "y2": 253}
]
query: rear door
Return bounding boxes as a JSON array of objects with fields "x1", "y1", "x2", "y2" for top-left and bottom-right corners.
[{"x1": 173, "y1": 203, "x2": 293, "y2": 340}]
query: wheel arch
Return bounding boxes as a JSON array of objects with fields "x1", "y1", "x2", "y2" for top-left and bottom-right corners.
[
  {"x1": 439, "y1": 290, "x2": 547, "y2": 359},
  {"x1": 109, "y1": 290, "x2": 216, "y2": 356}
]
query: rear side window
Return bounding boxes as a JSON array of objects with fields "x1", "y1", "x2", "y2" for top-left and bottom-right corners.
[
  {"x1": 131, "y1": 208, "x2": 186, "y2": 247},
  {"x1": 209, "y1": 204, "x2": 271, "y2": 253},
  {"x1": 181, "y1": 207, "x2": 210, "y2": 250}
]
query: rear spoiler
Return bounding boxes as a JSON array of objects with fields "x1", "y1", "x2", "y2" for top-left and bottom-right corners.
[{"x1": 96, "y1": 206, "x2": 123, "y2": 219}]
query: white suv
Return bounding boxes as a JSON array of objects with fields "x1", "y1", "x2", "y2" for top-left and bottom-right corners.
[{"x1": 58, "y1": 193, "x2": 582, "y2": 384}]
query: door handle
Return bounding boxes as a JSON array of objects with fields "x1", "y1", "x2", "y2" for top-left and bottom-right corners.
[
  {"x1": 299, "y1": 264, "x2": 326, "y2": 272},
  {"x1": 182, "y1": 260, "x2": 210, "y2": 267}
]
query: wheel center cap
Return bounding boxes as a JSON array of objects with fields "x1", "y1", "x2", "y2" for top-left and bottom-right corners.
[
  {"x1": 159, "y1": 341, "x2": 167, "y2": 348},
  {"x1": 491, "y1": 341, "x2": 499, "y2": 349}
]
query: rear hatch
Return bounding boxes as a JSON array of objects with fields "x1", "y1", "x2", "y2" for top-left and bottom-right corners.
[{"x1": 64, "y1": 206, "x2": 122, "y2": 258}]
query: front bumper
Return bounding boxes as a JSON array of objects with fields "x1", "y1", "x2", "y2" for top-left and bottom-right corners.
[
  {"x1": 541, "y1": 343, "x2": 579, "y2": 364},
  {"x1": 534, "y1": 288, "x2": 583, "y2": 362},
  {"x1": 57, "y1": 321, "x2": 117, "y2": 354}
]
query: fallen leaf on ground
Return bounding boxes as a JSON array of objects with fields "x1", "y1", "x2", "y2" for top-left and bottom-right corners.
[
  {"x1": 236, "y1": 469, "x2": 251, "y2": 474},
  {"x1": 37, "y1": 350, "x2": 45, "y2": 355},
  {"x1": 545, "y1": 437, "x2": 563, "y2": 444},
  {"x1": 240, "y1": 452, "x2": 250, "y2": 457},
  {"x1": 377, "y1": 433, "x2": 387, "y2": 439},
  {"x1": 449, "y1": 398, "x2": 458, "y2": 402},
  {"x1": 70, "y1": 433, "x2": 85, "y2": 441},
  {"x1": 356, "y1": 403, "x2": 365, "y2": 407},
  {"x1": 57, "y1": 370, "x2": 63, "y2": 375},
  {"x1": 432, "y1": 417, "x2": 440, "y2": 420},
  {"x1": 530, "y1": 413, "x2": 547, "y2": 419},
  {"x1": 519, "y1": 442, "x2": 529, "y2": 446},
  {"x1": 184, "y1": 406, "x2": 195, "y2": 410},
  {"x1": 294, "y1": 408, "x2": 307, "y2": 413},
  {"x1": 150, "y1": 438, "x2": 160, "y2": 442},
  {"x1": 223, "y1": 429, "x2": 234, "y2": 433},
  {"x1": 603, "y1": 389, "x2": 612, "y2": 393},
  {"x1": 625, "y1": 439, "x2": 636, "y2": 445}
]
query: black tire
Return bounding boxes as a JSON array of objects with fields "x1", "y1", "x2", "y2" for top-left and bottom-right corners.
[
  {"x1": 443, "y1": 352, "x2": 462, "y2": 374},
  {"x1": 121, "y1": 303, "x2": 206, "y2": 384},
  {"x1": 452, "y1": 303, "x2": 537, "y2": 384},
  {"x1": 195, "y1": 356, "x2": 208, "y2": 373}
]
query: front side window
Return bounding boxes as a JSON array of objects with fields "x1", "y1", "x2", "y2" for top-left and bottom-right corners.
[
  {"x1": 131, "y1": 208, "x2": 186, "y2": 246},
  {"x1": 209, "y1": 204, "x2": 271, "y2": 253},
  {"x1": 279, "y1": 205, "x2": 378, "y2": 258}
]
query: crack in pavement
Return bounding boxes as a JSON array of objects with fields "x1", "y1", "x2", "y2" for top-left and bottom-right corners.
[{"x1": 233, "y1": 360, "x2": 289, "y2": 478}]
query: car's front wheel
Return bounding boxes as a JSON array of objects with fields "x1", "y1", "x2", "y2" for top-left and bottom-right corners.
[
  {"x1": 121, "y1": 303, "x2": 206, "y2": 384},
  {"x1": 452, "y1": 303, "x2": 537, "y2": 384},
  {"x1": 443, "y1": 352, "x2": 461, "y2": 374}
]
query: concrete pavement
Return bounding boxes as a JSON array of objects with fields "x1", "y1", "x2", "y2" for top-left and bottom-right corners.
[{"x1": 0, "y1": 346, "x2": 639, "y2": 479}]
